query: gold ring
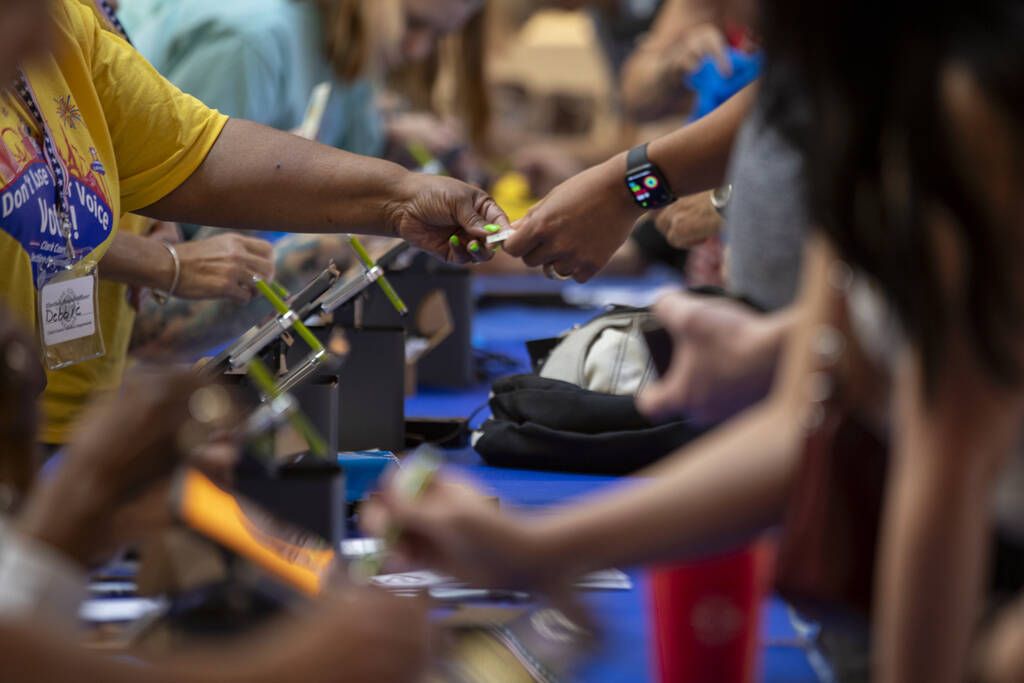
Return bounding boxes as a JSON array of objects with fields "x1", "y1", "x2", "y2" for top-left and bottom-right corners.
[{"x1": 543, "y1": 264, "x2": 573, "y2": 281}]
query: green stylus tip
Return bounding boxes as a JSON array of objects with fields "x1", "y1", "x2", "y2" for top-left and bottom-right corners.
[
  {"x1": 347, "y1": 236, "x2": 375, "y2": 269},
  {"x1": 449, "y1": 235, "x2": 460, "y2": 247},
  {"x1": 254, "y1": 278, "x2": 290, "y2": 315}
]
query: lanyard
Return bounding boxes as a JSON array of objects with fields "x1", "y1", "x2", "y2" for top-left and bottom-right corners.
[
  {"x1": 93, "y1": 0, "x2": 134, "y2": 45},
  {"x1": 13, "y1": 68, "x2": 76, "y2": 262}
]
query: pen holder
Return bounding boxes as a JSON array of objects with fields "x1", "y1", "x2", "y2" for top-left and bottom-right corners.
[
  {"x1": 234, "y1": 453, "x2": 346, "y2": 547},
  {"x1": 284, "y1": 324, "x2": 407, "y2": 453},
  {"x1": 343, "y1": 253, "x2": 474, "y2": 388}
]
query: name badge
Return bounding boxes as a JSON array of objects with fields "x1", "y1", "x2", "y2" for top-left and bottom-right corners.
[
  {"x1": 40, "y1": 274, "x2": 97, "y2": 346},
  {"x1": 37, "y1": 261, "x2": 105, "y2": 370}
]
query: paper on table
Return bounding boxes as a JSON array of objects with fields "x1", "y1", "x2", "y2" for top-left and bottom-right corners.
[
  {"x1": 371, "y1": 567, "x2": 632, "y2": 592},
  {"x1": 79, "y1": 597, "x2": 167, "y2": 624}
]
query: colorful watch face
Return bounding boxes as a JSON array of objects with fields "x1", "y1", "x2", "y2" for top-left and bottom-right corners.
[{"x1": 626, "y1": 166, "x2": 673, "y2": 209}]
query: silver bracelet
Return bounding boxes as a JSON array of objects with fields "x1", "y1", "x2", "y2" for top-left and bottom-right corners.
[
  {"x1": 709, "y1": 184, "x2": 733, "y2": 216},
  {"x1": 153, "y1": 240, "x2": 181, "y2": 304}
]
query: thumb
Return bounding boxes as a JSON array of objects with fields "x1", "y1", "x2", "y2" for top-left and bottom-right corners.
[
  {"x1": 454, "y1": 191, "x2": 511, "y2": 238},
  {"x1": 707, "y1": 33, "x2": 732, "y2": 78},
  {"x1": 636, "y1": 359, "x2": 690, "y2": 424}
]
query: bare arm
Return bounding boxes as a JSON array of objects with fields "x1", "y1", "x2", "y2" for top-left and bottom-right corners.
[
  {"x1": 139, "y1": 119, "x2": 508, "y2": 264},
  {"x1": 99, "y1": 231, "x2": 276, "y2": 303},
  {"x1": 619, "y1": 0, "x2": 725, "y2": 121},
  {"x1": 531, "y1": 234, "x2": 834, "y2": 575},
  {"x1": 367, "y1": 234, "x2": 837, "y2": 589},
  {"x1": 503, "y1": 84, "x2": 756, "y2": 281},
  {"x1": 875, "y1": 336, "x2": 1022, "y2": 682},
  {"x1": 129, "y1": 232, "x2": 359, "y2": 360},
  {"x1": 0, "y1": 583, "x2": 428, "y2": 683}
]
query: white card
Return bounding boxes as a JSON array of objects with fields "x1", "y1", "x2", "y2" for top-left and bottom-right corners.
[
  {"x1": 372, "y1": 570, "x2": 454, "y2": 589},
  {"x1": 40, "y1": 274, "x2": 97, "y2": 346},
  {"x1": 486, "y1": 229, "x2": 516, "y2": 245}
]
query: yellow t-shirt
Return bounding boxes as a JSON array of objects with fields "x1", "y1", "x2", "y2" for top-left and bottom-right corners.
[
  {"x1": 38, "y1": 1, "x2": 181, "y2": 444},
  {"x1": 0, "y1": 0, "x2": 227, "y2": 442},
  {"x1": 38, "y1": 214, "x2": 149, "y2": 444}
]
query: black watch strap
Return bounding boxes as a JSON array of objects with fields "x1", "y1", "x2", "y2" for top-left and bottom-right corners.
[{"x1": 627, "y1": 143, "x2": 650, "y2": 171}]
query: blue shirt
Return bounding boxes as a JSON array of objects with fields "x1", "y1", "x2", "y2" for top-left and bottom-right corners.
[{"x1": 119, "y1": 0, "x2": 385, "y2": 157}]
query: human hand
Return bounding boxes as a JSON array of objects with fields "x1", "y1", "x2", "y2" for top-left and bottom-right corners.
[
  {"x1": 174, "y1": 233, "x2": 275, "y2": 302},
  {"x1": 128, "y1": 221, "x2": 184, "y2": 310},
  {"x1": 636, "y1": 291, "x2": 785, "y2": 426},
  {"x1": 973, "y1": 597, "x2": 1024, "y2": 683},
  {"x1": 503, "y1": 153, "x2": 643, "y2": 282},
  {"x1": 663, "y1": 23, "x2": 732, "y2": 80},
  {"x1": 388, "y1": 111, "x2": 463, "y2": 157},
  {"x1": 388, "y1": 174, "x2": 511, "y2": 265},
  {"x1": 361, "y1": 474, "x2": 551, "y2": 591},
  {"x1": 0, "y1": 306, "x2": 45, "y2": 500},
  {"x1": 652, "y1": 190, "x2": 722, "y2": 249},
  {"x1": 242, "y1": 587, "x2": 430, "y2": 683},
  {"x1": 17, "y1": 371, "x2": 236, "y2": 566}
]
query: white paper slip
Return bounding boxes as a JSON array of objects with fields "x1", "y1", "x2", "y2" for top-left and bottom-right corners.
[
  {"x1": 486, "y1": 229, "x2": 517, "y2": 246},
  {"x1": 40, "y1": 274, "x2": 96, "y2": 346},
  {"x1": 372, "y1": 570, "x2": 455, "y2": 590}
]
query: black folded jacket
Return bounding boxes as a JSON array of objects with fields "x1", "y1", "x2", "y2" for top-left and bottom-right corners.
[{"x1": 473, "y1": 375, "x2": 706, "y2": 476}]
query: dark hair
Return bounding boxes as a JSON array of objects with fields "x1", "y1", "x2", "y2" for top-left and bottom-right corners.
[{"x1": 759, "y1": 0, "x2": 1024, "y2": 391}]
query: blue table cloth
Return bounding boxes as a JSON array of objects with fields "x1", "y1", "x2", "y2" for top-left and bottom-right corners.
[{"x1": 405, "y1": 292, "x2": 823, "y2": 682}]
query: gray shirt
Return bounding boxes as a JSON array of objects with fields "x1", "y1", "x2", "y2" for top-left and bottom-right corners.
[{"x1": 723, "y1": 104, "x2": 808, "y2": 311}]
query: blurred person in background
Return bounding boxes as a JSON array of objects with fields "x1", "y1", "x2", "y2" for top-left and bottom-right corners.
[
  {"x1": 119, "y1": 0, "x2": 489, "y2": 174},
  {"x1": 368, "y1": 2, "x2": 1024, "y2": 682},
  {"x1": 114, "y1": 0, "x2": 492, "y2": 362},
  {"x1": 0, "y1": 301, "x2": 429, "y2": 682},
  {"x1": 0, "y1": 0, "x2": 507, "y2": 440}
]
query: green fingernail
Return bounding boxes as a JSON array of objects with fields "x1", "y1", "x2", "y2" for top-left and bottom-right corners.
[
  {"x1": 468, "y1": 241, "x2": 481, "y2": 252},
  {"x1": 449, "y1": 235, "x2": 460, "y2": 247},
  {"x1": 485, "y1": 224, "x2": 501, "y2": 233}
]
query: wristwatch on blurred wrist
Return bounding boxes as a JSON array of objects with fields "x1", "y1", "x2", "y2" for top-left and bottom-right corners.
[{"x1": 625, "y1": 143, "x2": 675, "y2": 210}]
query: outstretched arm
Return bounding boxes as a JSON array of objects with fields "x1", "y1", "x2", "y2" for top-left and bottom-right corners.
[
  {"x1": 502, "y1": 84, "x2": 755, "y2": 281},
  {"x1": 364, "y1": 234, "x2": 838, "y2": 589},
  {"x1": 139, "y1": 119, "x2": 509, "y2": 264},
  {"x1": 874, "y1": 333, "x2": 1023, "y2": 682}
]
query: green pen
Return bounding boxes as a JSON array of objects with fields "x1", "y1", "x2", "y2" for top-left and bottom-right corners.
[
  {"x1": 270, "y1": 281, "x2": 290, "y2": 300},
  {"x1": 349, "y1": 445, "x2": 444, "y2": 583},
  {"x1": 406, "y1": 141, "x2": 449, "y2": 177},
  {"x1": 347, "y1": 236, "x2": 408, "y2": 316},
  {"x1": 246, "y1": 356, "x2": 329, "y2": 458},
  {"x1": 252, "y1": 277, "x2": 325, "y2": 353}
]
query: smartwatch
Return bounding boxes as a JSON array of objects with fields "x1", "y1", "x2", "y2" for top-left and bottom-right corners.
[{"x1": 625, "y1": 143, "x2": 674, "y2": 210}]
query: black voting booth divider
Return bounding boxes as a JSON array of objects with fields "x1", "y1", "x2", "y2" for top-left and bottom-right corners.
[
  {"x1": 285, "y1": 325, "x2": 406, "y2": 453},
  {"x1": 162, "y1": 242, "x2": 474, "y2": 613},
  {"x1": 194, "y1": 240, "x2": 411, "y2": 551},
  {"x1": 342, "y1": 252, "x2": 475, "y2": 389}
]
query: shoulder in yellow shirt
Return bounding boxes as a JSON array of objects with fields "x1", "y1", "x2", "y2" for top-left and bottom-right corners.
[{"x1": 0, "y1": 0, "x2": 227, "y2": 443}]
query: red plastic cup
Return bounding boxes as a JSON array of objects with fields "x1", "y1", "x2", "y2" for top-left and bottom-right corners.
[{"x1": 649, "y1": 543, "x2": 768, "y2": 683}]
